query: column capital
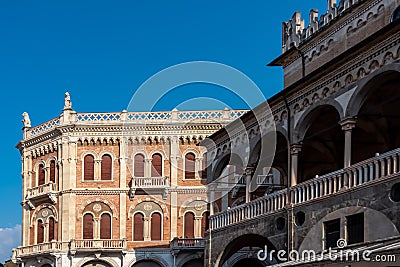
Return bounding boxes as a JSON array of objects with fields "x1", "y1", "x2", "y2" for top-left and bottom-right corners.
[
  {"x1": 339, "y1": 117, "x2": 357, "y2": 131},
  {"x1": 290, "y1": 144, "x2": 302, "y2": 155},
  {"x1": 244, "y1": 166, "x2": 255, "y2": 176}
]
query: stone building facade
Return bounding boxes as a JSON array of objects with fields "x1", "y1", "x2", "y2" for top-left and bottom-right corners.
[
  {"x1": 201, "y1": 0, "x2": 400, "y2": 266},
  {"x1": 12, "y1": 94, "x2": 246, "y2": 267}
]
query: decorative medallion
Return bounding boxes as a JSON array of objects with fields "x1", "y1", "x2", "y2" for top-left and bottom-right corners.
[
  {"x1": 144, "y1": 203, "x2": 152, "y2": 211},
  {"x1": 93, "y1": 203, "x2": 102, "y2": 212},
  {"x1": 41, "y1": 209, "x2": 49, "y2": 217},
  {"x1": 195, "y1": 204, "x2": 203, "y2": 211}
]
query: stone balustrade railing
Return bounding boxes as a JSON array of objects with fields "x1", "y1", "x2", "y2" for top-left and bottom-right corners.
[
  {"x1": 13, "y1": 239, "x2": 127, "y2": 258},
  {"x1": 71, "y1": 239, "x2": 127, "y2": 249},
  {"x1": 26, "y1": 109, "x2": 248, "y2": 139},
  {"x1": 131, "y1": 176, "x2": 169, "y2": 188},
  {"x1": 13, "y1": 241, "x2": 69, "y2": 258},
  {"x1": 257, "y1": 174, "x2": 273, "y2": 185},
  {"x1": 210, "y1": 189, "x2": 288, "y2": 230},
  {"x1": 292, "y1": 148, "x2": 400, "y2": 204},
  {"x1": 170, "y1": 238, "x2": 205, "y2": 249},
  {"x1": 210, "y1": 148, "x2": 400, "y2": 230},
  {"x1": 26, "y1": 182, "x2": 57, "y2": 198}
]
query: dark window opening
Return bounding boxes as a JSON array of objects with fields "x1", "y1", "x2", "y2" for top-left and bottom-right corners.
[
  {"x1": 325, "y1": 219, "x2": 340, "y2": 249},
  {"x1": 347, "y1": 213, "x2": 364, "y2": 245}
]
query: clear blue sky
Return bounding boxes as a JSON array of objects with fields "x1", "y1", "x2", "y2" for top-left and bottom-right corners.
[{"x1": 0, "y1": 0, "x2": 326, "y2": 250}]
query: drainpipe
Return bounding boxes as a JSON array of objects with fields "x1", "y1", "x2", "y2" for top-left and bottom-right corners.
[{"x1": 283, "y1": 94, "x2": 294, "y2": 255}]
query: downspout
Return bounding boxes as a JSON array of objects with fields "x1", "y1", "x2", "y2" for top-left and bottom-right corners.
[{"x1": 283, "y1": 94, "x2": 294, "y2": 256}]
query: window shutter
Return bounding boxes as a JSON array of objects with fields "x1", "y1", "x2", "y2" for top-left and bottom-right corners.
[
  {"x1": 83, "y1": 214, "x2": 94, "y2": 239},
  {"x1": 201, "y1": 211, "x2": 209, "y2": 237},
  {"x1": 84, "y1": 155, "x2": 95, "y2": 181},
  {"x1": 134, "y1": 154, "x2": 145, "y2": 177},
  {"x1": 100, "y1": 213, "x2": 111, "y2": 239},
  {"x1": 37, "y1": 220, "x2": 44, "y2": 243},
  {"x1": 184, "y1": 212, "x2": 195, "y2": 238},
  {"x1": 50, "y1": 160, "x2": 56, "y2": 183},
  {"x1": 101, "y1": 155, "x2": 112, "y2": 181},
  {"x1": 49, "y1": 217, "x2": 55, "y2": 241},
  {"x1": 185, "y1": 153, "x2": 195, "y2": 179},
  {"x1": 151, "y1": 154, "x2": 162, "y2": 177},
  {"x1": 38, "y1": 164, "x2": 45, "y2": 185},
  {"x1": 133, "y1": 213, "x2": 144, "y2": 241},
  {"x1": 151, "y1": 213, "x2": 162, "y2": 240}
]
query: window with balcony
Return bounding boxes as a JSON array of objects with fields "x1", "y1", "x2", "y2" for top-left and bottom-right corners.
[
  {"x1": 347, "y1": 213, "x2": 364, "y2": 245},
  {"x1": 49, "y1": 217, "x2": 55, "y2": 241},
  {"x1": 133, "y1": 213, "x2": 144, "y2": 241},
  {"x1": 151, "y1": 153, "x2": 163, "y2": 177},
  {"x1": 324, "y1": 219, "x2": 340, "y2": 249},
  {"x1": 84, "y1": 155, "x2": 95, "y2": 181},
  {"x1": 201, "y1": 211, "x2": 209, "y2": 237},
  {"x1": 184, "y1": 212, "x2": 195, "y2": 238},
  {"x1": 83, "y1": 213, "x2": 94, "y2": 239},
  {"x1": 151, "y1": 212, "x2": 162, "y2": 240},
  {"x1": 134, "y1": 154, "x2": 145, "y2": 177},
  {"x1": 101, "y1": 154, "x2": 112, "y2": 181},
  {"x1": 37, "y1": 219, "x2": 44, "y2": 243},
  {"x1": 49, "y1": 160, "x2": 56, "y2": 183},
  {"x1": 38, "y1": 164, "x2": 45, "y2": 186},
  {"x1": 185, "y1": 152, "x2": 196, "y2": 179},
  {"x1": 201, "y1": 153, "x2": 207, "y2": 179},
  {"x1": 100, "y1": 213, "x2": 111, "y2": 239}
]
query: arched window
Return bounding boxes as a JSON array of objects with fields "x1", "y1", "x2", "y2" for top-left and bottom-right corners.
[
  {"x1": 184, "y1": 212, "x2": 195, "y2": 238},
  {"x1": 201, "y1": 154, "x2": 207, "y2": 179},
  {"x1": 100, "y1": 213, "x2": 111, "y2": 239},
  {"x1": 49, "y1": 160, "x2": 56, "y2": 183},
  {"x1": 201, "y1": 211, "x2": 209, "y2": 237},
  {"x1": 185, "y1": 153, "x2": 196, "y2": 179},
  {"x1": 134, "y1": 154, "x2": 145, "y2": 177},
  {"x1": 133, "y1": 213, "x2": 144, "y2": 241},
  {"x1": 392, "y1": 5, "x2": 400, "y2": 22},
  {"x1": 84, "y1": 155, "x2": 95, "y2": 181},
  {"x1": 151, "y1": 153, "x2": 162, "y2": 177},
  {"x1": 83, "y1": 213, "x2": 94, "y2": 239},
  {"x1": 49, "y1": 217, "x2": 55, "y2": 241},
  {"x1": 151, "y1": 212, "x2": 162, "y2": 240},
  {"x1": 38, "y1": 164, "x2": 45, "y2": 186},
  {"x1": 101, "y1": 154, "x2": 112, "y2": 181},
  {"x1": 37, "y1": 219, "x2": 44, "y2": 243}
]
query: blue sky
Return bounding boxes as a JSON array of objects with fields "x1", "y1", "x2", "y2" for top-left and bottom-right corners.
[{"x1": 0, "y1": 0, "x2": 326, "y2": 261}]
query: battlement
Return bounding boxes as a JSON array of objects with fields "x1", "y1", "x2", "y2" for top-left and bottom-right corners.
[{"x1": 282, "y1": 0, "x2": 362, "y2": 53}]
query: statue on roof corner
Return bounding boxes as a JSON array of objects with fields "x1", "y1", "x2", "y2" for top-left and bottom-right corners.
[
  {"x1": 22, "y1": 112, "x2": 31, "y2": 128},
  {"x1": 64, "y1": 92, "x2": 72, "y2": 110}
]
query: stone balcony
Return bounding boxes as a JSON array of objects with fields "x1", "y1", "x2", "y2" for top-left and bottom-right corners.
[
  {"x1": 129, "y1": 176, "x2": 169, "y2": 200},
  {"x1": 210, "y1": 148, "x2": 400, "y2": 230},
  {"x1": 13, "y1": 239, "x2": 127, "y2": 260},
  {"x1": 25, "y1": 182, "x2": 57, "y2": 208},
  {"x1": 170, "y1": 238, "x2": 205, "y2": 255},
  {"x1": 70, "y1": 239, "x2": 127, "y2": 253}
]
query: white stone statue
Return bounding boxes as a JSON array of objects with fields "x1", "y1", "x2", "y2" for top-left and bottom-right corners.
[
  {"x1": 64, "y1": 92, "x2": 72, "y2": 110},
  {"x1": 22, "y1": 112, "x2": 31, "y2": 128}
]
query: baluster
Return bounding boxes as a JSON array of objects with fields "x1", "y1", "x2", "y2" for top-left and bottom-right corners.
[
  {"x1": 393, "y1": 154, "x2": 398, "y2": 174},
  {"x1": 374, "y1": 160, "x2": 380, "y2": 180},
  {"x1": 380, "y1": 159, "x2": 386, "y2": 178}
]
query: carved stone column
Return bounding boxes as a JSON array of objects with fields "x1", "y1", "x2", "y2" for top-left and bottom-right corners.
[
  {"x1": 340, "y1": 118, "x2": 357, "y2": 168},
  {"x1": 143, "y1": 217, "x2": 151, "y2": 241},
  {"x1": 245, "y1": 166, "x2": 254, "y2": 203},
  {"x1": 340, "y1": 118, "x2": 357, "y2": 188},
  {"x1": 169, "y1": 136, "x2": 179, "y2": 239},
  {"x1": 119, "y1": 137, "x2": 127, "y2": 239},
  {"x1": 290, "y1": 144, "x2": 302, "y2": 187}
]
